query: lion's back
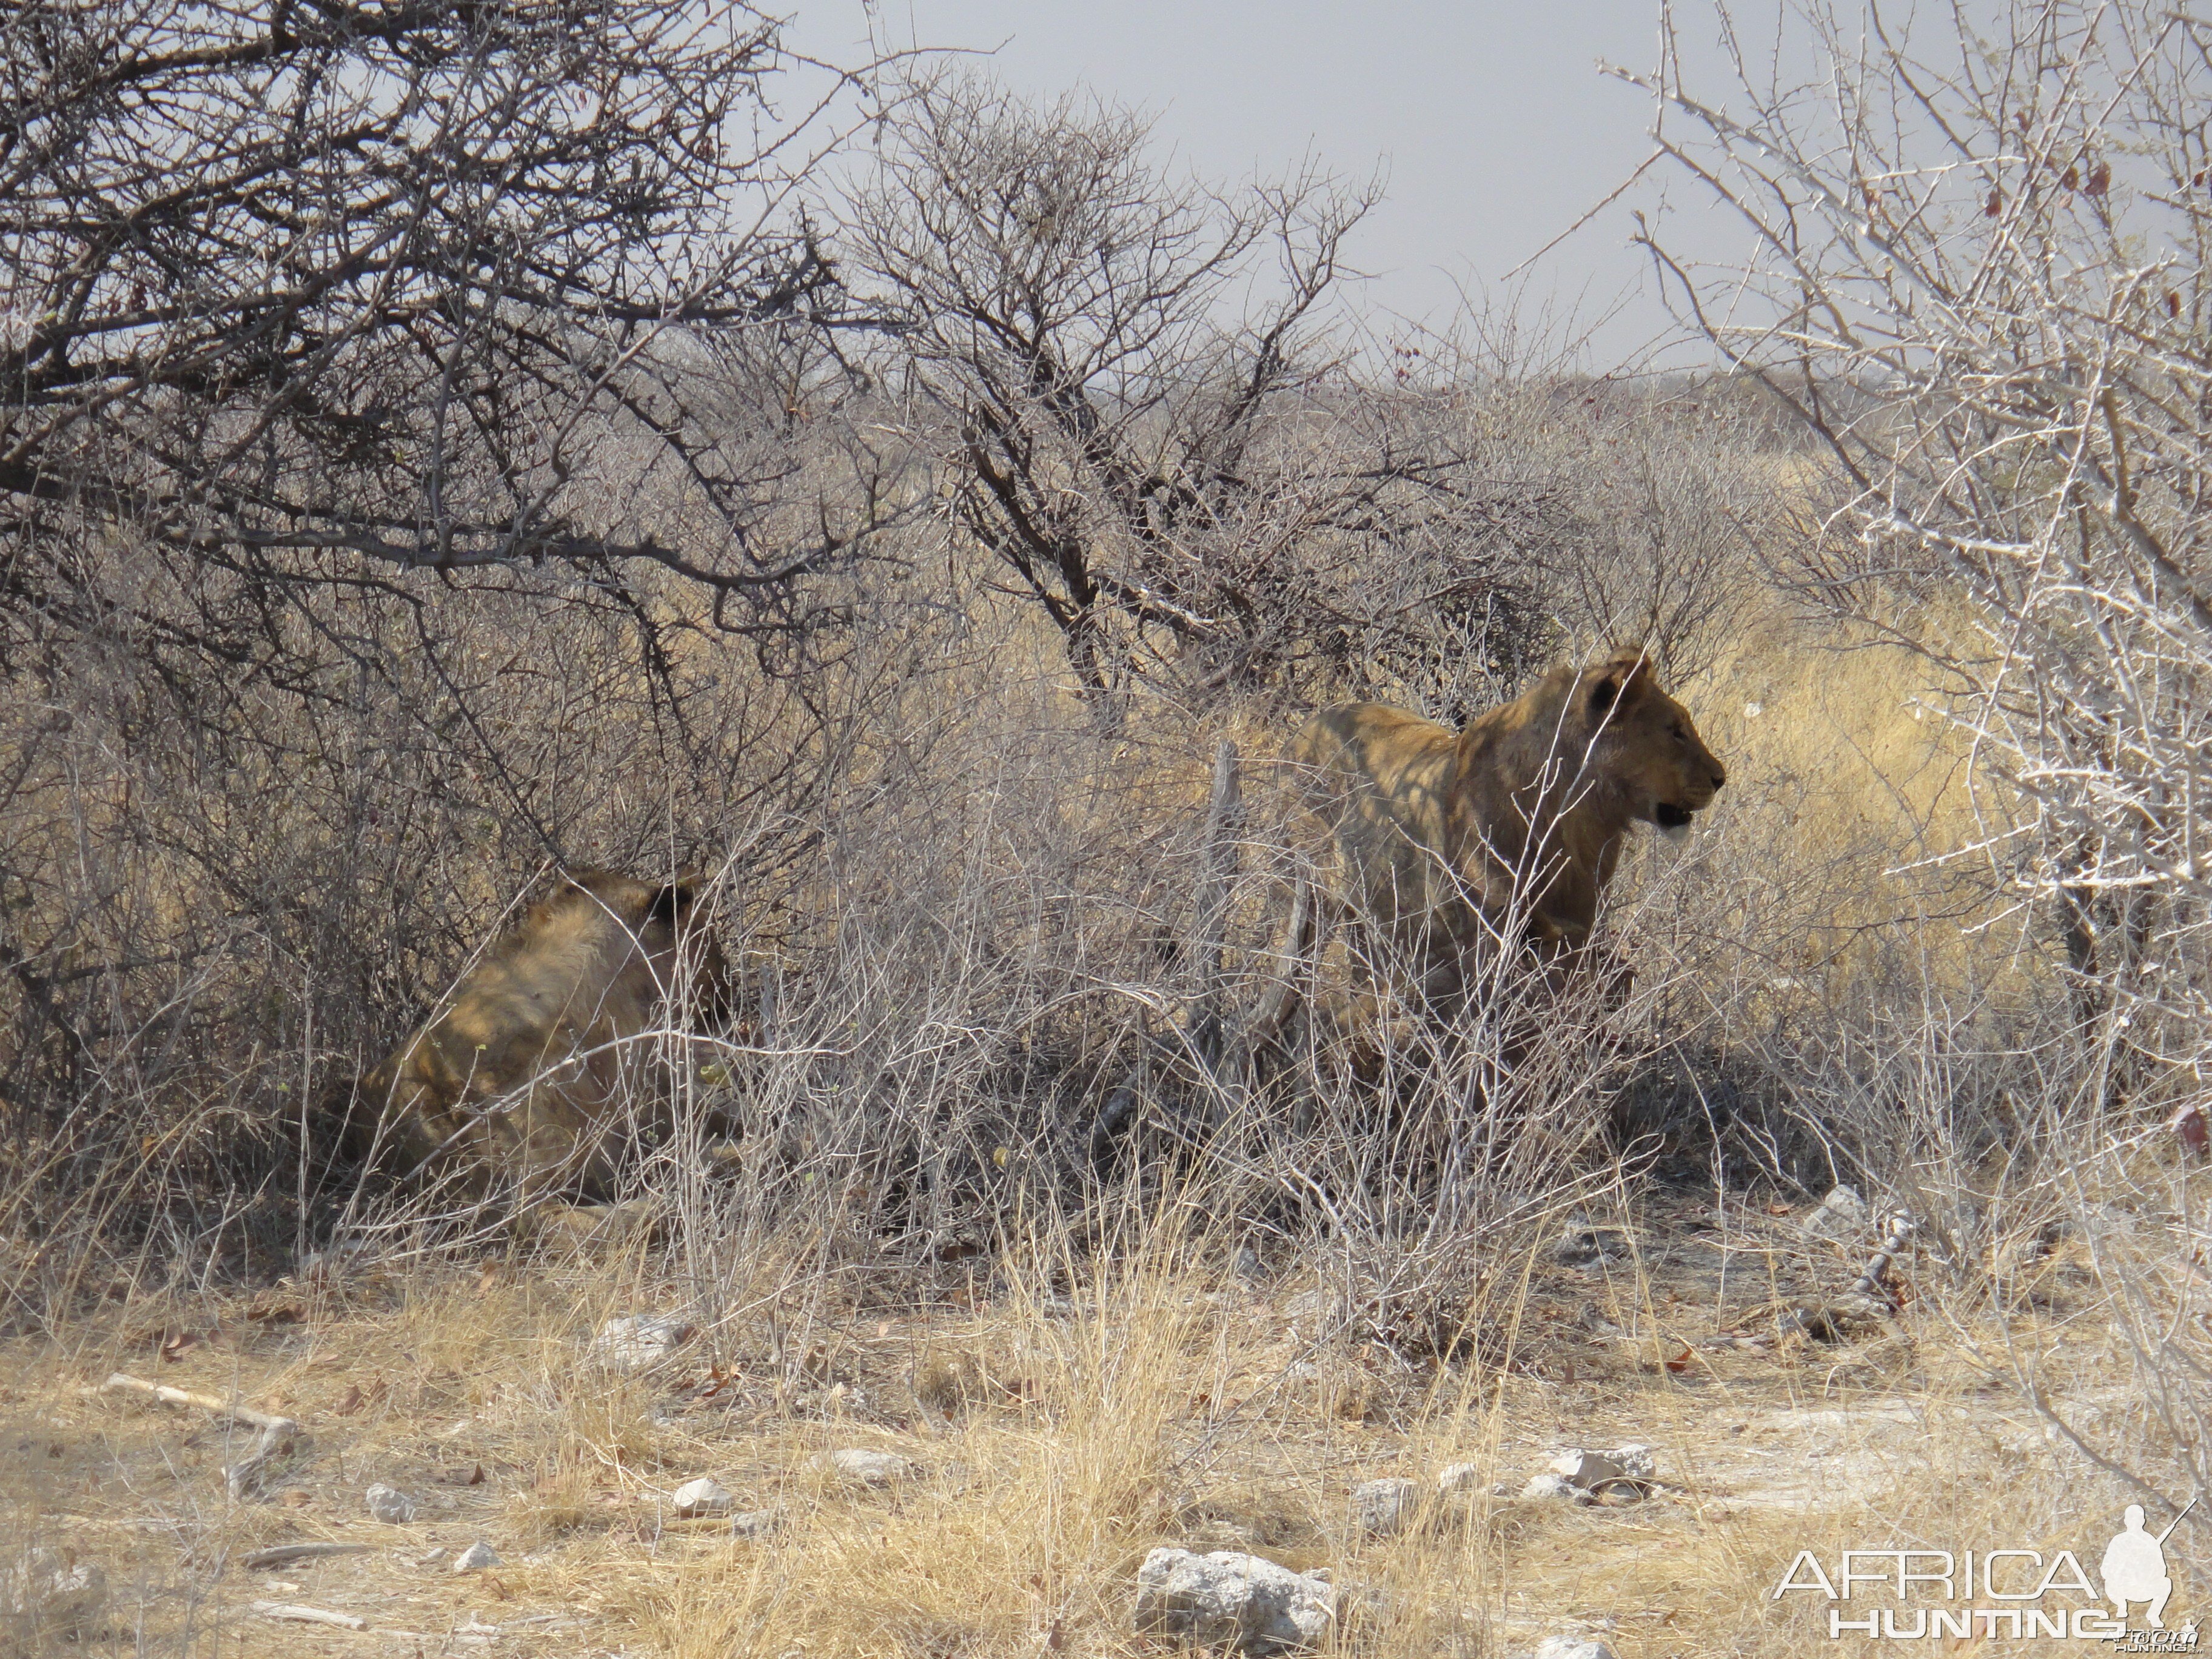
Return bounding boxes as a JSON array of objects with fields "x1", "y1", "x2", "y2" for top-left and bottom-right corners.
[
  {"x1": 348, "y1": 870, "x2": 717, "y2": 1195},
  {"x1": 1290, "y1": 702, "x2": 1468, "y2": 930}
]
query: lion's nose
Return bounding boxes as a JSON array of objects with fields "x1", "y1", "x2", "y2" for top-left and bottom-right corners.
[{"x1": 1711, "y1": 764, "x2": 1728, "y2": 791}]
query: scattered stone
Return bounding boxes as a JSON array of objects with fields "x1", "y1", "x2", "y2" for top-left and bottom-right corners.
[
  {"x1": 1801, "y1": 1184, "x2": 1872, "y2": 1244},
  {"x1": 1519, "y1": 1472, "x2": 1594, "y2": 1506},
  {"x1": 1436, "y1": 1461, "x2": 1484, "y2": 1495},
  {"x1": 811, "y1": 1448, "x2": 914, "y2": 1488},
  {"x1": 1133, "y1": 1547, "x2": 1336, "y2": 1654},
  {"x1": 669, "y1": 1477, "x2": 733, "y2": 1518},
  {"x1": 364, "y1": 1483, "x2": 418, "y2": 1524},
  {"x1": 729, "y1": 1507, "x2": 782, "y2": 1539},
  {"x1": 1349, "y1": 1478, "x2": 1419, "y2": 1538},
  {"x1": 1544, "y1": 1444, "x2": 1655, "y2": 1501},
  {"x1": 7, "y1": 1549, "x2": 107, "y2": 1632},
  {"x1": 1532, "y1": 1638, "x2": 1618, "y2": 1659},
  {"x1": 1550, "y1": 1444, "x2": 1653, "y2": 1482},
  {"x1": 1232, "y1": 1245, "x2": 1266, "y2": 1283},
  {"x1": 588, "y1": 1313, "x2": 694, "y2": 1373},
  {"x1": 1552, "y1": 1219, "x2": 1633, "y2": 1267},
  {"x1": 451, "y1": 1541, "x2": 501, "y2": 1573}
]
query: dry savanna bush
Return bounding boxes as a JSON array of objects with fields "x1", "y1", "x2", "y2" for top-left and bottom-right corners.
[{"x1": 4, "y1": 7, "x2": 2210, "y2": 1652}]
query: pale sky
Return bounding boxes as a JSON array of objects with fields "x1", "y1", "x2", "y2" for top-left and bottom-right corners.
[{"x1": 786, "y1": 1, "x2": 1755, "y2": 370}]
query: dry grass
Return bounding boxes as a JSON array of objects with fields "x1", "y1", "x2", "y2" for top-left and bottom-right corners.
[{"x1": 6, "y1": 1135, "x2": 2197, "y2": 1659}]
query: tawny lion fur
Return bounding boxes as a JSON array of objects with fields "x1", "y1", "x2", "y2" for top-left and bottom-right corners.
[
  {"x1": 351, "y1": 869, "x2": 731, "y2": 1199},
  {"x1": 1290, "y1": 648, "x2": 1726, "y2": 1004}
]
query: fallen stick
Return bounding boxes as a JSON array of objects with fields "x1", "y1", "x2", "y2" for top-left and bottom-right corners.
[
  {"x1": 103, "y1": 1372, "x2": 307, "y2": 1498},
  {"x1": 243, "y1": 1543, "x2": 372, "y2": 1570},
  {"x1": 1851, "y1": 1214, "x2": 1916, "y2": 1307},
  {"x1": 253, "y1": 1601, "x2": 366, "y2": 1631},
  {"x1": 102, "y1": 1373, "x2": 295, "y2": 1435}
]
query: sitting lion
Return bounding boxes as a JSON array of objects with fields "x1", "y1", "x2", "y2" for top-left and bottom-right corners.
[
  {"x1": 1288, "y1": 648, "x2": 1725, "y2": 1007},
  {"x1": 347, "y1": 868, "x2": 732, "y2": 1202}
]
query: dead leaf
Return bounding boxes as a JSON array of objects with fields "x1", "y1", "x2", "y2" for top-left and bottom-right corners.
[
  {"x1": 475, "y1": 1263, "x2": 503, "y2": 1294},
  {"x1": 333, "y1": 1385, "x2": 364, "y2": 1415},
  {"x1": 159, "y1": 1329, "x2": 201, "y2": 1362},
  {"x1": 2168, "y1": 1101, "x2": 2208, "y2": 1157},
  {"x1": 1663, "y1": 1342, "x2": 1693, "y2": 1373}
]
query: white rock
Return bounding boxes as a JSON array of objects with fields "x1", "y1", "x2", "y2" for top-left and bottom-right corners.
[
  {"x1": 729, "y1": 1507, "x2": 782, "y2": 1538},
  {"x1": 588, "y1": 1313, "x2": 694, "y2": 1373},
  {"x1": 1533, "y1": 1638, "x2": 1618, "y2": 1659},
  {"x1": 1545, "y1": 1445, "x2": 1655, "y2": 1496},
  {"x1": 1801, "y1": 1184, "x2": 1872, "y2": 1242},
  {"x1": 1350, "y1": 1477, "x2": 1419, "y2": 1537},
  {"x1": 1133, "y1": 1547, "x2": 1335, "y2": 1654},
  {"x1": 1600, "y1": 1443, "x2": 1654, "y2": 1480},
  {"x1": 1520, "y1": 1473, "x2": 1594, "y2": 1505},
  {"x1": 811, "y1": 1448, "x2": 914, "y2": 1488},
  {"x1": 364, "y1": 1483, "x2": 418, "y2": 1523},
  {"x1": 1547, "y1": 1450, "x2": 1626, "y2": 1486},
  {"x1": 669, "y1": 1477, "x2": 732, "y2": 1518},
  {"x1": 6, "y1": 1549, "x2": 107, "y2": 1631},
  {"x1": 1436, "y1": 1461, "x2": 1485, "y2": 1494},
  {"x1": 451, "y1": 1541, "x2": 501, "y2": 1573}
]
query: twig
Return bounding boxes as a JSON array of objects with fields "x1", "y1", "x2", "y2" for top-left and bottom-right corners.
[
  {"x1": 243, "y1": 1543, "x2": 372, "y2": 1570},
  {"x1": 102, "y1": 1373, "x2": 295, "y2": 1434},
  {"x1": 102, "y1": 1372, "x2": 307, "y2": 1498},
  {"x1": 253, "y1": 1602, "x2": 366, "y2": 1630},
  {"x1": 1852, "y1": 1214, "x2": 1916, "y2": 1306}
]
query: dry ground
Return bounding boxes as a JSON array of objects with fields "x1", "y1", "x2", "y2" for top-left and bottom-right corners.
[{"x1": 1, "y1": 1179, "x2": 2156, "y2": 1659}]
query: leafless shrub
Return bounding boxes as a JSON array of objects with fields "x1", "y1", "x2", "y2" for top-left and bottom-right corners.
[
  {"x1": 1, "y1": 0, "x2": 905, "y2": 630},
  {"x1": 843, "y1": 74, "x2": 1557, "y2": 706},
  {"x1": 0, "y1": 24, "x2": 1790, "y2": 1353},
  {"x1": 1629, "y1": 0, "x2": 2212, "y2": 1504},
  {"x1": 1627, "y1": 0, "x2": 2212, "y2": 1096}
]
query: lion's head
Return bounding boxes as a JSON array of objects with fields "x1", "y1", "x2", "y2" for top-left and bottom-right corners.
[
  {"x1": 1285, "y1": 646, "x2": 1725, "y2": 1009},
  {"x1": 1563, "y1": 648, "x2": 1728, "y2": 843}
]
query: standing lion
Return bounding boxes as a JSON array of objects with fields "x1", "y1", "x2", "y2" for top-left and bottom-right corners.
[
  {"x1": 1289, "y1": 648, "x2": 1726, "y2": 1008},
  {"x1": 346, "y1": 868, "x2": 732, "y2": 1202}
]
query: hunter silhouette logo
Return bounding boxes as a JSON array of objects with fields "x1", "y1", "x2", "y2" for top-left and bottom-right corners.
[
  {"x1": 2105, "y1": 1500, "x2": 2194, "y2": 1630},
  {"x1": 1773, "y1": 1498, "x2": 2197, "y2": 1641}
]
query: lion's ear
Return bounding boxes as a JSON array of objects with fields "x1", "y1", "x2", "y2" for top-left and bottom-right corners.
[
  {"x1": 646, "y1": 876, "x2": 700, "y2": 927},
  {"x1": 1588, "y1": 651, "x2": 1654, "y2": 718}
]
